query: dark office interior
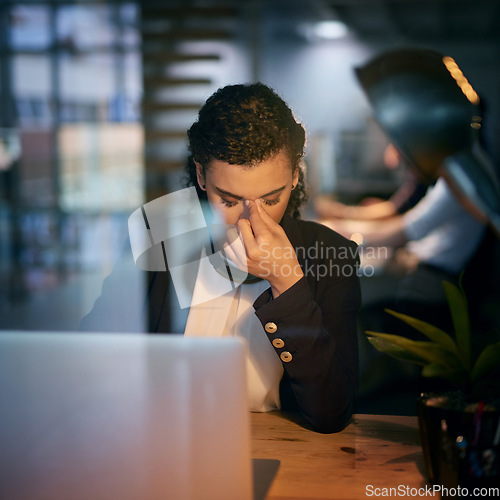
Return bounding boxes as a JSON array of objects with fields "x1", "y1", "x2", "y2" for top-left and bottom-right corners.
[{"x1": 1, "y1": 0, "x2": 500, "y2": 416}]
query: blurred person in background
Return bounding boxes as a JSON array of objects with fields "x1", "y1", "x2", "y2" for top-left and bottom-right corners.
[{"x1": 315, "y1": 143, "x2": 428, "y2": 222}]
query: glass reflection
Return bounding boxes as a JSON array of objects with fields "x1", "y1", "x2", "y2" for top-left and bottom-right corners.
[
  {"x1": 57, "y1": 4, "x2": 116, "y2": 50},
  {"x1": 9, "y1": 5, "x2": 51, "y2": 50}
]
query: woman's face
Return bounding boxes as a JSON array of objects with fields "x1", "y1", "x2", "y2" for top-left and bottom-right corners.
[{"x1": 196, "y1": 150, "x2": 298, "y2": 226}]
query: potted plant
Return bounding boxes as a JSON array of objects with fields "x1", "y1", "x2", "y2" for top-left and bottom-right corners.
[{"x1": 365, "y1": 279, "x2": 500, "y2": 488}]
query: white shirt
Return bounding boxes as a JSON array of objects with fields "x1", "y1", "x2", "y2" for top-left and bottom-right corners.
[
  {"x1": 184, "y1": 258, "x2": 283, "y2": 412},
  {"x1": 403, "y1": 178, "x2": 486, "y2": 274}
]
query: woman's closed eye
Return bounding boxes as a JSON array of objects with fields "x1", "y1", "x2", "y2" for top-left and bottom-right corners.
[
  {"x1": 261, "y1": 197, "x2": 280, "y2": 206},
  {"x1": 220, "y1": 197, "x2": 239, "y2": 208},
  {"x1": 220, "y1": 196, "x2": 280, "y2": 208}
]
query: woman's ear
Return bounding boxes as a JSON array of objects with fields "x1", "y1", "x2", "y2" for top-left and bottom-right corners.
[{"x1": 194, "y1": 161, "x2": 206, "y2": 190}]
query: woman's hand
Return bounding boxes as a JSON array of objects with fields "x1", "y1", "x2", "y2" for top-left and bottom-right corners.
[{"x1": 223, "y1": 200, "x2": 304, "y2": 298}]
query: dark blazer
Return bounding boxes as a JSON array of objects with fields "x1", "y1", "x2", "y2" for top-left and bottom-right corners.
[{"x1": 80, "y1": 214, "x2": 361, "y2": 433}]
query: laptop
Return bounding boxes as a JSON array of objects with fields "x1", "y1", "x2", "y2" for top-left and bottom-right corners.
[{"x1": 0, "y1": 332, "x2": 260, "y2": 500}]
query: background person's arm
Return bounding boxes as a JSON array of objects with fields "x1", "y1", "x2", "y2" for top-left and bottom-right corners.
[{"x1": 319, "y1": 215, "x2": 408, "y2": 249}]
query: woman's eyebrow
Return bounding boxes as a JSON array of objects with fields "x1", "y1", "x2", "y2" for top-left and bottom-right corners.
[{"x1": 215, "y1": 185, "x2": 287, "y2": 199}]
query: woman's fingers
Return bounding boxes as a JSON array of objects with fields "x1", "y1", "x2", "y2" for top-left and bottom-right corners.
[
  {"x1": 223, "y1": 201, "x2": 302, "y2": 294},
  {"x1": 236, "y1": 217, "x2": 260, "y2": 256},
  {"x1": 254, "y1": 199, "x2": 278, "y2": 229},
  {"x1": 246, "y1": 200, "x2": 271, "y2": 236}
]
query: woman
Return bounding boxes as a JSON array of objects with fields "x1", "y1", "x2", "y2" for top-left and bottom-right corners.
[
  {"x1": 81, "y1": 83, "x2": 361, "y2": 433},
  {"x1": 184, "y1": 83, "x2": 360, "y2": 433}
]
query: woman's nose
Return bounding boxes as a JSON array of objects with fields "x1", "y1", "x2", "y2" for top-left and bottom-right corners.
[
  {"x1": 239, "y1": 200, "x2": 251, "y2": 220},
  {"x1": 233, "y1": 201, "x2": 250, "y2": 222}
]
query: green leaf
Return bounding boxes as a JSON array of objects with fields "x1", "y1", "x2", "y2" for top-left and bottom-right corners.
[
  {"x1": 384, "y1": 309, "x2": 460, "y2": 356},
  {"x1": 421, "y1": 362, "x2": 449, "y2": 378},
  {"x1": 421, "y1": 362, "x2": 467, "y2": 386},
  {"x1": 471, "y1": 342, "x2": 500, "y2": 382},
  {"x1": 365, "y1": 331, "x2": 462, "y2": 371},
  {"x1": 366, "y1": 336, "x2": 428, "y2": 365},
  {"x1": 442, "y1": 280, "x2": 471, "y2": 369}
]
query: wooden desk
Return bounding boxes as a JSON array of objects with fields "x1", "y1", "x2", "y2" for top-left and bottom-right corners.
[{"x1": 252, "y1": 412, "x2": 428, "y2": 499}]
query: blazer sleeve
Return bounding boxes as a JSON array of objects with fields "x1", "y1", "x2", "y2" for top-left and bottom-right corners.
[
  {"x1": 78, "y1": 248, "x2": 149, "y2": 332},
  {"x1": 253, "y1": 233, "x2": 361, "y2": 434},
  {"x1": 78, "y1": 240, "x2": 173, "y2": 333}
]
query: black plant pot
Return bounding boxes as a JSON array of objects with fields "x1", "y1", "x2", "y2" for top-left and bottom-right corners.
[{"x1": 417, "y1": 392, "x2": 500, "y2": 490}]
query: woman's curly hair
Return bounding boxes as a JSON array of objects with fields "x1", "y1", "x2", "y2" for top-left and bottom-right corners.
[{"x1": 185, "y1": 82, "x2": 307, "y2": 219}]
